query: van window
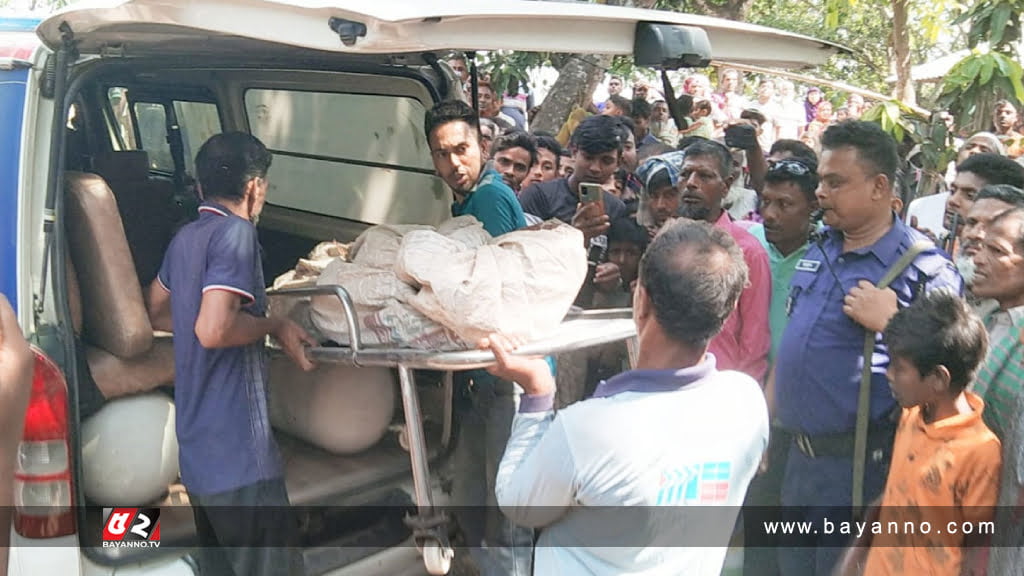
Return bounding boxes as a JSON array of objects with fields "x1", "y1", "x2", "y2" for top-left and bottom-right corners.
[
  {"x1": 106, "y1": 88, "x2": 223, "y2": 176},
  {"x1": 244, "y1": 89, "x2": 449, "y2": 226},
  {"x1": 134, "y1": 102, "x2": 173, "y2": 173},
  {"x1": 107, "y1": 87, "x2": 136, "y2": 149},
  {"x1": 174, "y1": 101, "x2": 222, "y2": 174}
]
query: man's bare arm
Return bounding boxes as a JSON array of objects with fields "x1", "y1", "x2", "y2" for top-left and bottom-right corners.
[
  {"x1": 194, "y1": 289, "x2": 278, "y2": 349},
  {"x1": 661, "y1": 70, "x2": 693, "y2": 132},
  {"x1": 195, "y1": 290, "x2": 316, "y2": 371},
  {"x1": 145, "y1": 280, "x2": 173, "y2": 332}
]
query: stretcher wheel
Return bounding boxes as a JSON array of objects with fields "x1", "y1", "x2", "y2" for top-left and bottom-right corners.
[{"x1": 422, "y1": 540, "x2": 453, "y2": 575}]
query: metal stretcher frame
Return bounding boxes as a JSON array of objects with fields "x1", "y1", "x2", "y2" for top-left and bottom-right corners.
[{"x1": 268, "y1": 284, "x2": 638, "y2": 574}]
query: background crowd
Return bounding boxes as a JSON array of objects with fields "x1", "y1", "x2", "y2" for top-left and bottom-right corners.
[{"x1": 433, "y1": 52, "x2": 1024, "y2": 576}]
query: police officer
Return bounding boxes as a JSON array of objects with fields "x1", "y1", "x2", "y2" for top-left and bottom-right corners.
[{"x1": 773, "y1": 121, "x2": 963, "y2": 575}]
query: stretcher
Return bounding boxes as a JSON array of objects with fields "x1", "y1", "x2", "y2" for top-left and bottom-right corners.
[{"x1": 268, "y1": 284, "x2": 638, "y2": 575}]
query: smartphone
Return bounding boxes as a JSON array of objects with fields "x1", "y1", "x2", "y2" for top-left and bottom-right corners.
[
  {"x1": 579, "y1": 182, "x2": 605, "y2": 215},
  {"x1": 724, "y1": 123, "x2": 758, "y2": 151}
]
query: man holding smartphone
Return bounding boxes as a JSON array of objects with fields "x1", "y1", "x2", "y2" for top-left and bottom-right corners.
[{"x1": 520, "y1": 116, "x2": 630, "y2": 297}]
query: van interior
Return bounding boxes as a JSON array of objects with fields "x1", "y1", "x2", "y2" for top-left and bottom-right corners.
[{"x1": 58, "y1": 52, "x2": 460, "y2": 573}]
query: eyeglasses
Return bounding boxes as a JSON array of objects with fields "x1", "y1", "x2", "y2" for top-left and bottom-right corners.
[{"x1": 767, "y1": 159, "x2": 813, "y2": 177}]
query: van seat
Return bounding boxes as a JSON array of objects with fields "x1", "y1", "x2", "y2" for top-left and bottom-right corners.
[
  {"x1": 64, "y1": 171, "x2": 174, "y2": 398},
  {"x1": 91, "y1": 151, "x2": 177, "y2": 286}
]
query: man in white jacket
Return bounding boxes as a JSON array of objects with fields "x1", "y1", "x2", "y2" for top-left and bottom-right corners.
[{"x1": 482, "y1": 219, "x2": 769, "y2": 576}]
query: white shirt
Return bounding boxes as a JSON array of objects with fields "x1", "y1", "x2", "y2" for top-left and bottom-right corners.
[
  {"x1": 905, "y1": 191, "x2": 950, "y2": 241},
  {"x1": 496, "y1": 355, "x2": 769, "y2": 576}
]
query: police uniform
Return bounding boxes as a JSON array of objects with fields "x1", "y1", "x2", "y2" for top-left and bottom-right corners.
[{"x1": 773, "y1": 215, "x2": 962, "y2": 575}]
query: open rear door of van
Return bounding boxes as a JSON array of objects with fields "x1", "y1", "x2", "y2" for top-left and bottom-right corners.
[{"x1": 37, "y1": 0, "x2": 846, "y2": 68}]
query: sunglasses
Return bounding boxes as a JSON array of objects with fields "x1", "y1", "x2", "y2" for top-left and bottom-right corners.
[{"x1": 767, "y1": 159, "x2": 813, "y2": 177}]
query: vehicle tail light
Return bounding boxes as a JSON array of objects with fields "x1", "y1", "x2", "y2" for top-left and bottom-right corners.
[
  {"x1": 0, "y1": 32, "x2": 38, "y2": 62},
  {"x1": 14, "y1": 347, "x2": 76, "y2": 538}
]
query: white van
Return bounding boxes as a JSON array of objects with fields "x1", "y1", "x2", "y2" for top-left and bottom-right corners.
[{"x1": 0, "y1": 2, "x2": 842, "y2": 574}]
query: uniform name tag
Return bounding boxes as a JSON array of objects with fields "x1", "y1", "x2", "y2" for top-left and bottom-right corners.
[{"x1": 795, "y1": 259, "x2": 821, "y2": 272}]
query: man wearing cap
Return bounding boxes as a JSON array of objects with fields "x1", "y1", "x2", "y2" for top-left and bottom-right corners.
[
  {"x1": 636, "y1": 152, "x2": 683, "y2": 235},
  {"x1": 644, "y1": 142, "x2": 771, "y2": 382}
]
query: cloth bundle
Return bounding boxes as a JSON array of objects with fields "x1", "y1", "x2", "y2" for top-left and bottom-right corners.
[{"x1": 273, "y1": 216, "x2": 587, "y2": 350}]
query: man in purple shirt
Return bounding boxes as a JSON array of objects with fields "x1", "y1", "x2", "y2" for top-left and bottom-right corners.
[
  {"x1": 146, "y1": 132, "x2": 315, "y2": 576},
  {"x1": 772, "y1": 122, "x2": 962, "y2": 575}
]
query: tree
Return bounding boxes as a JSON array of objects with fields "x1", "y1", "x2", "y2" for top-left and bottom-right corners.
[
  {"x1": 938, "y1": 0, "x2": 1024, "y2": 134},
  {"x1": 525, "y1": 0, "x2": 658, "y2": 134}
]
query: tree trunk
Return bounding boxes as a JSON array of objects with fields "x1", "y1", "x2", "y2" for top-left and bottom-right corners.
[
  {"x1": 531, "y1": 0, "x2": 759, "y2": 134},
  {"x1": 531, "y1": 0, "x2": 637, "y2": 135},
  {"x1": 891, "y1": 0, "x2": 916, "y2": 106},
  {"x1": 530, "y1": 53, "x2": 613, "y2": 134}
]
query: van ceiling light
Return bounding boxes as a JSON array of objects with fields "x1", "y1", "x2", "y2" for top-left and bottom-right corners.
[{"x1": 328, "y1": 17, "x2": 367, "y2": 47}]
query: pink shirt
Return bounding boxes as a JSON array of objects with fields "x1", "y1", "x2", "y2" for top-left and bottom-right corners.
[{"x1": 709, "y1": 211, "x2": 772, "y2": 382}]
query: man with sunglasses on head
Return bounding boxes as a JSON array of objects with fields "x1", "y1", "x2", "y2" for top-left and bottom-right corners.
[{"x1": 742, "y1": 155, "x2": 819, "y2": 576}]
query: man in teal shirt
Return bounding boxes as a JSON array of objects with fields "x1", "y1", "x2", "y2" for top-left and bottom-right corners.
[
  {"x1": 426, "y1": 100, "x2": 526, "y2": 236},
  {"x1": 747, "y1": 157, "x2": 820, "y2": 361},
  {"x1": 743, "y1": 155, "x2": 818, "y2": 576},
  {"x1": 424, "y1": 100, "x2": 532, "y2": 575}
]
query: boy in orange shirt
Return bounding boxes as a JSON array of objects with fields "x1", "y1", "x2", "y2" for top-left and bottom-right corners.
[{"x1": 837, "y1": 289, "x2": 1001, "y2": 576}]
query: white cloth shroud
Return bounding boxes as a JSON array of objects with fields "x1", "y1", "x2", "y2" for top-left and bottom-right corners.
[{"x1": 295, "y1": 216, "x2": 587, "y2": 349}]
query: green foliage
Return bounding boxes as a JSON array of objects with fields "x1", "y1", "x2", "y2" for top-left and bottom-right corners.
[
  {"x1": 861, "y1": 100, "x2": 956, "y2": 196},
  {"x1": 862, "y1": 100, "x2": 912, "y2": 144},
  {"x1": 748, "y1": 0, "x2": 890, "y2": 92},
  {"x1": 938, "y1": 51, "x2": 1024, "y2": 121},
  {"x1": 955, "y1": 0, "x2": 1023, "y2": 50},
  {"x1": 939, "y1": 1, "x2": 1023, "y2": 131},
  {"x1": 478, "y1": 51, "x2": 550, "y2": 95}
]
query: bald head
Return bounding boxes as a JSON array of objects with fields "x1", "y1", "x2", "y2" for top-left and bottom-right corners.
[{"x1": 639, "y1": 220, "x2": 748, "y2": 348}]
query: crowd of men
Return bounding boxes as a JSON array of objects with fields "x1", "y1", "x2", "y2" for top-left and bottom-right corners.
[
  {"x1": 427, "y1": 56, "x2": 1024, "y2": 576},
  {"x1": 62, "y1": 55, "x2": 1024, "y2": 576}
]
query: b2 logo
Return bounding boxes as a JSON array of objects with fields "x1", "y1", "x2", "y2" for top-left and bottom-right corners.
[{"x1": 102, "y1": 508, "x2": 161, "y2": 548}]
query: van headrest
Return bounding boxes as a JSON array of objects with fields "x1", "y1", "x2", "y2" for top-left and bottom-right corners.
[
  {"x1": 64, "y1": 171, "x2": 153, "y2": 359},
  {"x1": 92, "y1": 151, "x2": 150, "y2": 183}
]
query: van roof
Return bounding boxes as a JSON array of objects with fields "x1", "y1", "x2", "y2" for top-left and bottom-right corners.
[{"x1": 36, "y1": 0, "x2": 847, "y2": 69}]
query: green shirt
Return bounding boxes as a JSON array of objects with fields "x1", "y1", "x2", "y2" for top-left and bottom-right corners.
[
  {"x1": 748, "y1": 223, "x2": 809, "y2": 362},
  {"x1": 973, "y1": 309, "x2": 1024, "y2": 440},
  {"x1": 451, "y1": 168, "x2": 527, "y2": 237}
]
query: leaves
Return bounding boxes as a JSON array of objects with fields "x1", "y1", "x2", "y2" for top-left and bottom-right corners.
[
  {"x1": 939, "y1": 49, "x2": 1023, "y2": 131},
  {"x1": 956, "y1": 0, "x2": 1023, "y2": 51},
  {"x1": 991, "y1": 2, "x2": 1013, "y2": 45},
  {"x1": 979, "y1": 57, "x2": 996, "y2": 85}
]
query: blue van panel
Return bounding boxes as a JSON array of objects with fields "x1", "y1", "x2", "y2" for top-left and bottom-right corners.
[
  {"x1": 0, "y1": 18, "x2": 42, "y2": 33},
  {"x1": 0, "y1": 67, "x2": 27, "y2": 313}
]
